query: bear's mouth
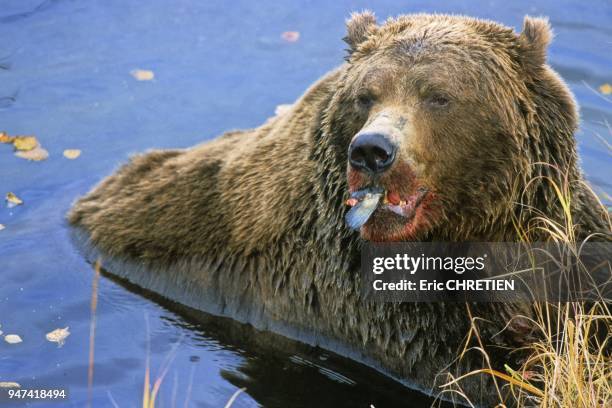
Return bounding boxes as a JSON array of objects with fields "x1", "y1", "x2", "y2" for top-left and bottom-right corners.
[{"x1": 345, "y1": 186, "x2": 429, "y2": 230}]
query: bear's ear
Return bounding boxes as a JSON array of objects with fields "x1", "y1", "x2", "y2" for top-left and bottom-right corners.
[
  {"x1": 344, "y1": 10, "x2": 378, "y2": 56},
  {"x1": 518, "y1": 16, "x2": 552, "y2": 71}
]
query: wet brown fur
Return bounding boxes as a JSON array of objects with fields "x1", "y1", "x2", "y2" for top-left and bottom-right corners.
[{"x1": 69, "y1": 13, "x2": 609, "y2": 406}]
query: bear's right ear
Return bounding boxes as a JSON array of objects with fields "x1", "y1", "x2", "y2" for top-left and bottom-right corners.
[
  {"x1": 344, "y1": 11, "x2": 378, "y2": 57},
  {"x1": 518, "y1": 16, "x2": 553, "y2": 72}
]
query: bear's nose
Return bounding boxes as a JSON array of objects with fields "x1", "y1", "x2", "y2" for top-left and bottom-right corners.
[{"x1": 348, "y1": 133, "x2": 397, "y2": 174}]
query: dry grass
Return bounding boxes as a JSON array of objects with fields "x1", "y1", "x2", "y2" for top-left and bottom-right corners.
[
  {"x1": 516, "y1": 301, "x2": 611, "y2": 407},
  {"x1": 438, "y1": 167, "x2": 611, "y2": 407},
  {"x1": 439, "y1": 302, "x2": 610, "y2": 407},
  {"x1": 87, "y1": 259, "x2": 101, "y2": 408}
]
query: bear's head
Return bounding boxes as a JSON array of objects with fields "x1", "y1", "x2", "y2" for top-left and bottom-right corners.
[{"x1": 322, "y1": 12, "x2": 579, "y2": 242}]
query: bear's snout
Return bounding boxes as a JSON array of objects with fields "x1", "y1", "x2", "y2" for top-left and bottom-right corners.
[{"x1": 348, "y1": 132, "x2": 397, "y2": 174}]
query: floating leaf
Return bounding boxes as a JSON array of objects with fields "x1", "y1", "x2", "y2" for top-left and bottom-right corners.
[
  {"x1": 4, "y1": 334, "x2": 22, "y2": 344},
  {"x1": 1, "y1": 132, "x2": 47, "y2": 160},
  {"x1": 599, "y1": 83, "x2": 612, "y2": 95},
  {"x1": 0, "y1": 382, "x2": 20, "y2": 389},
  {"x1": 63, "y1": 149, "x2": 81, "y2": 159},
  {"x1": 13, "y1": 136, "x2": 38, "y2": 151},
  {"x1": 281, "y1": 31, "x2": 300, "y2": 42},
  {"x1": 131, "y1": 69, "x2": 155, "y2": 81},
  {"x1": 15, "y1": 146, "x2": 49, "y2": 161},
  {"x1": 0, "y1": 224, "x2": 4, "y2": 231},
  {"x1": 6, "y1": 192, "x2": 23, "y2": 207},
  {"x1": 46, "y1": 327, "x2": 70, "y2": 347},
  {"x1": 0, "y1": 131, "x2": 14, "y2": 144}
]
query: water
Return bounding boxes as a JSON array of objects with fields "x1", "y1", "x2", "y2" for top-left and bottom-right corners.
[{"x1": 0, "y1": 1, "x2": 610, "y2": 407}]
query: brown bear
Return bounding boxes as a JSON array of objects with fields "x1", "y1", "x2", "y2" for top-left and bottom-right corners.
[{"x1": 69, "y1": 12, "x2": 609, "y2": 406}]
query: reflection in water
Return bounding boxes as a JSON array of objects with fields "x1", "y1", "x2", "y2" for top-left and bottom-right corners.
[{"x1": 106, "y1": 271, "x2": 452, "y2": 408}]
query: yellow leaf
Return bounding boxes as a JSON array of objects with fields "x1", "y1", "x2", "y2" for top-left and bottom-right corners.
[
  {"x1": 13, "y1": 136, "x2": 38, "y2": 151},
  {"x1": 46, "y1": 327, "x2": 70, "y2": 347},
  {"x1": 6, "y1": 192, "x2": 23, "y2": 206},
  {"x1": 131, "y1": 69, "x2": 154, "y2": 81},
  {"x1": 4, "y1": 334, "x2": 22, "y2": 344},
  {"x1": 599, "y1": 83, "x2": 612, "y2": 95},
  {"x1": 0, "y1": 131, "x2": 14, "y2": 144},
  {"x1": 15, "y1": 146, "x2": 48, "y2": 161},
  {"x1": 63, "y1": 149, "x2": 81, "y2": 159},
  {"x1": 0, "y1": 382, "x2": 20, "y2": 389}
]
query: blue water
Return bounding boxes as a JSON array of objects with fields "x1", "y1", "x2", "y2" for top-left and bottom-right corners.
[{"x1": 0, "y1": 1, "x2": 610, "y2": 407}]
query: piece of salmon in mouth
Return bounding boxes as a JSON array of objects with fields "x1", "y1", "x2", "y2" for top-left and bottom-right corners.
[{"x1": 345, "y1": 186, "x2": 429, "y2": 230}]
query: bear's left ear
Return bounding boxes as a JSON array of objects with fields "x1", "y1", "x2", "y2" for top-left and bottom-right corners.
[
  {"x1": 518, "y1": 16, "x2": 552, "y2": 71},
  {"x1": 344, "y1": 11, "x2": 378, "y2": 57}
]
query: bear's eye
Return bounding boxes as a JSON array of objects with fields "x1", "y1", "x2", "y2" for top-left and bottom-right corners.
[
  {"x1": 356, "y1": 93, "x2": 375, "y2": 109},
  {"x1": 426, "y1": 94, "x2": 450, "y2": 108}
]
